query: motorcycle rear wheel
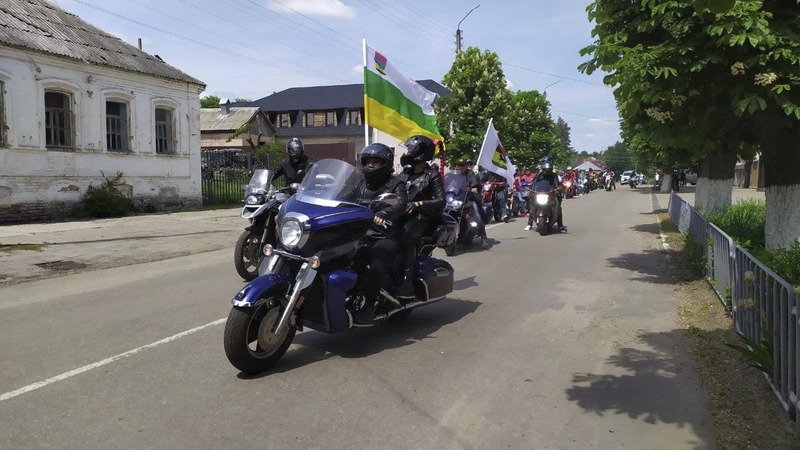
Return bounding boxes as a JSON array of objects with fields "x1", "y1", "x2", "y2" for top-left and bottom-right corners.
[
  {"x1": 223, "y1": 297, "x2": 296, "y2": 374},
  {"x1": 234, "y1": 230, "x2": 263, "y2": 281}
]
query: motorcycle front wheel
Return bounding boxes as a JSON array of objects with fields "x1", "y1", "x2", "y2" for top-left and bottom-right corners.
[
  {"x1": 537, "y1": 217, "x2": 548, "y2": 236},
  {"x1": 234, "y1": 230, "x2": 263, "y2": 281},
  {"x1": 223, "y1": 297, "x2": 296, "y2": 374}
]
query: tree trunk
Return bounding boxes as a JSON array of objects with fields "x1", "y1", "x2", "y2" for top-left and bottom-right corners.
[
  {"x1": 757, "y1": 111, "x2": 800, "y2": 250},
  {"x1": 694, "y1": 151, "x2": 737, "y2": 213},
  {"x1": 660, "y1": 174, "x2": 673, "y2": 192},
  {"x1": 743, "y1": 160, "x2": 752, "y2": 188}
]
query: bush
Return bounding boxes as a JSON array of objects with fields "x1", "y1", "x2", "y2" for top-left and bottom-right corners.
[
  {"x1": 74, "y1": 171, "x2": 134, "y2": 218},
  {"x1": 706, "y1": 199, "x2": 766, "y2": 249}
]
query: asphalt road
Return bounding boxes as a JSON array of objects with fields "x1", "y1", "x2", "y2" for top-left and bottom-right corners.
[{"x1": 0, "y1": 186, "x2": 714, "y2": 449}]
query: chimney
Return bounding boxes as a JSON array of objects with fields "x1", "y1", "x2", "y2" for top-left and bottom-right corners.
[
  {"x1": 220, "y1": 99, "x2": 231, "y2": 115},
  {"x1": 137, "y1": 38, "x2": 142, "y2": 50}
]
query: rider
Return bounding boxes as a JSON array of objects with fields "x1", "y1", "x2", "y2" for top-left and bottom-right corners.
[
  {"x1": 525, "y1": 155, "x2": 565, "y2": 232},
  {"x1": 272, "y1": 137, "x2": 313, "y2": 185},
  {"x1": 481, "y1": 169, "x2": 509, "y2": 221},
  {"x1": 464, "y1": 159, "x2": 490, "y2": 249},
  {"x1": 396, "y1": 135, "x2": 445, "y2": 299},
  {"x1": 344, "y1": 143, "x2": 408, "y2": 325}
]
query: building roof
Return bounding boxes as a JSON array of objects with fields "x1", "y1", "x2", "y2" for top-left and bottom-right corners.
[
  {"x1": 0, "y1": 0, "x2": 204, "y2": 87},
  {"x1": 200, "y1": 107, "x2": 263, "y2": 132},
  {"x1": 574, "y1": 157, "x2": 605, "y2": 171},
  {"x1": 247, "y1": 79, "x2": 451, "y2": 112}
]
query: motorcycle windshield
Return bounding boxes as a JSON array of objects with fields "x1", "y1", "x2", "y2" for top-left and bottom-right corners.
[
  {"x1": 533, "y1": 180, "x2": 555, "y2": 192},
  {"x1": 444, "y1": 172, "x2": 467, "y2": 197},
  {"x1": 244, "y1": 169, "x2": 274, "y2": 195},
  {"x1": 295, "y1": 158, "x2": 363, "y2": 206}
]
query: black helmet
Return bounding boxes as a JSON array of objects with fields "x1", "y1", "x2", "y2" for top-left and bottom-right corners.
[
  {"x1": 286, "y1": 138, "x2": 304, "y2": 161},
  {"x1": 400, "y1": 135, "x2": 435, "y2": 167},
  {"x1": 359, "y1": 143, "x2": 394, "y2": 184},
  {"x1": 540, "y1": 155, "x2": 553, "y2": 171}
]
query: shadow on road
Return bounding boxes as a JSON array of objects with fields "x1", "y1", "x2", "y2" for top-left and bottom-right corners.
[
  {"x1": 48, "y1": 230, "x2": 232, "y2": 245},
  {"x1": 605, "y1": 250, "x2": 679, "y2": 284},
  {"x1": 251, "y1": 297, "x2": 481, "y2": 376},
  {"x1": 565, "y1": 331, "x2": 712, "y2": 449}
]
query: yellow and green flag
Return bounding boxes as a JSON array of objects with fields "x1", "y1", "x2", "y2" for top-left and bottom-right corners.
[{"x1": 363, "y1": 44, "x2": 443, "y2": 142}]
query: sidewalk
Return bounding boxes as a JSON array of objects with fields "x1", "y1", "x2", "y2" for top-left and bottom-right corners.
[{"x1": 0, "y1": 208, "x2": 242, "y2": 286}]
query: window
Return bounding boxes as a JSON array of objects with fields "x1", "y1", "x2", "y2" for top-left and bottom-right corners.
[
  {"x1": 106, "y1": 101, "x2": 129, "y2": 151},
  {"x1": 155, "y1": 107, "x2": 173, "y2": 154},
  {"x1": 0, "y1": 80, "x2": 5, "y2": 147},
  {"x1": 348, "y1": 110, "x2": 362, "y2": 126},
  {"x1": 45, "y1": 91, "x2": 73, "y2": 149},
  {"x1": 275, "y1": 113, "x2": 290, "y2": 128},
  {"x1": 305, "y1": 111, "x2": 337, "y2": 127}
]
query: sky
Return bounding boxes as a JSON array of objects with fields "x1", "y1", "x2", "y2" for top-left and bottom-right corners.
[{"x1": 51, "y1": 0, "x2": 621, "y2": 154}]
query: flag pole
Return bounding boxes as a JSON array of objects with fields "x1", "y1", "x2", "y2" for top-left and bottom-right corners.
[{"x1": 362, "y1": 38, "x2": 370, "y2": 147}]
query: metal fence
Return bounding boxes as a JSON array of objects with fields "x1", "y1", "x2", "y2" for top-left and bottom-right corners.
[
  {"x1": 201, "y1": 149, "x2": 274, "y2": 206},
  {"x1": 667, "y1": 191, "x2": 799, "y2": 431}
]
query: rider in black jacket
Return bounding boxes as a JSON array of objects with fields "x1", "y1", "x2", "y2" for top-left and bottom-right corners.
[
  {"x1": 272, "y1": 138, "x2": 313, "y2": 185},
  {"x1": 342, "y1": 143, "x2": 408, "y2": 325},
  {"x1": 395, "y1": 135, "x2": 445, "y2": 299},
  {"x1": 531, "y1": 155, "x2": 565, "y2": 231}
]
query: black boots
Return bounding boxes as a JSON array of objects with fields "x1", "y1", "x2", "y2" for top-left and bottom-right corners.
[{"x1": 396, "y1": 269, "x2": 415, "y2": 299}]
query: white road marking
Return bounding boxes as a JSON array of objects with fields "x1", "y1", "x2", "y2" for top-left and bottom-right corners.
[{"x1": 0, "y1": 318, "x2": 226, "y2": 403}]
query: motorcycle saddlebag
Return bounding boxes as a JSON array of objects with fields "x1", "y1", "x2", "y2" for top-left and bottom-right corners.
[{"x1": 414, "y1": 257, "x2": 454, "y2": 301}]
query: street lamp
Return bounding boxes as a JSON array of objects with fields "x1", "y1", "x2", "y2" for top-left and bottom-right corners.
[
  {"x1": 456, "y1": 4, "x2": 480, "y2": 54},
  {"x1": 543, "y1": 80, "x2": 561, "y2": 97}
]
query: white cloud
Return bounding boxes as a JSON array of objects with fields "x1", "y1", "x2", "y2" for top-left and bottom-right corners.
[{"x1": 266, "y1": 0, "x2": 357, "y2": 19}]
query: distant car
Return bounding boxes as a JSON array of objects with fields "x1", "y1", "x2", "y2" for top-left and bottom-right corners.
[
  {"x1": 681, "y1": 170, "x2": 698, "y2": 185},
  {"x1": 620, "y1": 170, "x2": 635, "y2": 185}
]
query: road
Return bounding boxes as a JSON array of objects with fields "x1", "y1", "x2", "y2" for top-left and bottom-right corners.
[{"x1": 0, "y1": 186, "x2": 714, "y2": 449}]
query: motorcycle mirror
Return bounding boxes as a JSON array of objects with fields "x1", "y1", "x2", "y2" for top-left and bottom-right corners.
[{"x1": 290, "y1": 182, "x2": 301, "y2": 191}]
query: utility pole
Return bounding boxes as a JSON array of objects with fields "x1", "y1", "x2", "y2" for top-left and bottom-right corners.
[{"x1": 456, "y1": 4, "x2": 480, "y2": 54}]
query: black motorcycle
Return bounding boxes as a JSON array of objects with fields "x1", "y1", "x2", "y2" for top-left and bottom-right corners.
[
  {"x1": 443, "y1": 172, "x2": 480, "y2": 256},
  {"x1": 234, "y1": 170, "x2": 295, "y2": 281},
  {"x1": 531, "y1": 180, "x2": 560, "y2": 236}
]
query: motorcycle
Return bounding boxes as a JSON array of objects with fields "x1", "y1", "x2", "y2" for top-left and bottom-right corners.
[
  {"x1": 513, "y1": 180, "x2": 532, "y2": 217},
  {"x1": 604, "y1": 173, "x2": 613, "y2": 191},
  {"x1": 531, "y1": 180, "x2": 560, "y2": 236},
  {"x1": 629, "y1": 176, "x2": 638, "y2": 189},
  {"x1": 223, "y1": 159, "x2": 456, "y2": 374},
  {"x1": 443, "y1": 172, "x2": 481, "y2": 256},
  {"x1": 482, "y1": 179, "x2": 508, "y2": 223},
  {"x1": 234, "y1": 170, "x2": 296, "y2": 281},
  {"x1": 563, "y1": 179, "x2": 576, "y2": 199}
]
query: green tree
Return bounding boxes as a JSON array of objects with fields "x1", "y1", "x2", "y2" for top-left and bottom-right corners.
[
  {"x1": 552, "y1": 117, "x2": 573, "y2": 166},
  {"x1": 600, "y1": 141, "x2": 634, "y2": 172},
  {"x1": 201, "y1": 95, "x2": 221, "y2": 108},
  {"x1": 581, "y1": 0, "x2": 800, "y2": 248},
  {"x1": 502, "y1": 90, "x2": 557, "y2": 169},
  {"x1": 234, "y1": 98, "x2": 252, "y2": 103},
  {"x1": 438, "y1": 47, "x2": 512, "y2": 165}
]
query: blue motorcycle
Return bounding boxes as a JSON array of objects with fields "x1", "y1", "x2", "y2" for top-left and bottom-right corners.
[{"x1": 223, "y1": 159, "x2": 456, "y2": 374}]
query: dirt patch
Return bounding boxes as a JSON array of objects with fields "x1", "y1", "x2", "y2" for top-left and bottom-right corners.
[
  {"x1": 34, "y1": 260, "x2": 89, "y2": 271},
  {"x1": 658, "y1": 213, "x2": 797, "y2": 448}
]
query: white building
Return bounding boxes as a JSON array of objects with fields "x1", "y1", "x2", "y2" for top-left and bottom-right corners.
[{"x1": 0, "y1": 0, "x2": 206, "y2": 223}]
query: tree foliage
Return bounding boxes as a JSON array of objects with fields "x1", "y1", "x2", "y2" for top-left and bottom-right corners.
[
  {"x1": 438, "y1": 47, "x2": 512, "y2": 165},
  {"x1": 552, "y1": 117, "x2": 573, "y2": 166},
  {"x1": 200, "y1": 95, "x2": 221, "y2": 108},
  {"x1": 502, "y1": 90, "x2": 558, "y2": 168}
]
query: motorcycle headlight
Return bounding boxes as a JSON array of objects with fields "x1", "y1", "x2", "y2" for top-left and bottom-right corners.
[
  {"x1": 246, "y1": 194, "x2": 264, "y2": 205},
  {"x1": 279, "y1": 219, "x2": 303, "y2": 247},
  {"x1": 483, "y1": 185, "x2": 491, "y2": 191},
  {"x1": 450, "y1": 200, "x2": 463, "y2": 209},
  {"x1": 535, "y1": 194, "x2": 550, "y2": 205}
]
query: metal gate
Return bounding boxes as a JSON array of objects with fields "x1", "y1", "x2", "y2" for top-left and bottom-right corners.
[{"x1": 201, "y1": 149, "x2": 274, "y2": 206}]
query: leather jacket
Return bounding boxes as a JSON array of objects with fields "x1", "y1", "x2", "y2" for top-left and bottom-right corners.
[
  {"x1": 398, "y1": 164, "x2": 445, "y2": 219},
  {"x1": 342, "y1": 175, "x2": 408, "y2": 239},
  {"x1": 273, "y1": 154, "x2": 313, "y2": 185}
]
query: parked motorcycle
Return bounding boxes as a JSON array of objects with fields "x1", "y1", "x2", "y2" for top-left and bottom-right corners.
[
  {"x1": 531, "y1": 180, "x2": 560, "y2": 236},
  {"x1": 234, "y1": 170, "x2": 296, "y2": 281},
  {"x1": 443, "y1": 172, "x2": 480, "y2": 256},
  {"x1": 223, "y1": 159, "x2": 456, "y2": 374}
]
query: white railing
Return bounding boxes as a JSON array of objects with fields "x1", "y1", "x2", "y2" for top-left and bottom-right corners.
[{"x1": 667, "y1": 191, "x2": 799, "y2": 431}]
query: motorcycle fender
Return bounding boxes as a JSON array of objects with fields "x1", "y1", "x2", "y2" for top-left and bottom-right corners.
[
  {"x1": 241, "y1": 200, "x2": 279, "y2": 220},
  {"x1": 232, "y1": 273, "x2": 291, "y2": 307},
  {"x1": 536, "y1": 207, "x2": 548, "y2": 218}
]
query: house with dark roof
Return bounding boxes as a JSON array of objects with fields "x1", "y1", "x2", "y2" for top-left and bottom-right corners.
[
  {"x1": 0, "y1": 0, "x2": 206, "y2": 222},
  {"x1": 200, "y1": 103, "x2": 275, "y2": 152},
  {"x1": 244, "y1": 80, "x2": 450, "y2": 163}
]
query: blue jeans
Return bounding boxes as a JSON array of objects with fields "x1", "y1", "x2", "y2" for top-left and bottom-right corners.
[{"x1": 496, "y1": 189, "x2": 508, "y2": 218}]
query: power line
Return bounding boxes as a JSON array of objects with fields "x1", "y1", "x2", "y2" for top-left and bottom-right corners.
[
  {"x1": 393, "y1": 0, "x2": 453, "y2": 30},
  {"x1": 369, "y1": 0, "x2": 455, "y2": 44},
  {"x1": 504, "y1": 62, "x2": 608, "y2": 87},
  {"x1": 551, "y1": 109, "x2": 620, "y2": 122}
]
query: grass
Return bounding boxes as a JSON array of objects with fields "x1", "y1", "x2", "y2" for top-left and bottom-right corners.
[
  {"x1": 0, "y1": 243, "x2": 44, "y2": 252},
  {"x1": 656, "y1": 211, "x2": 797, "y2": 448}
]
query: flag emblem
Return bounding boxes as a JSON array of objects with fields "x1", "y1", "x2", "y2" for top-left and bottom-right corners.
[
  {"x1": 492, "y1": 144, "x2": 508, "y2": 170},
  {"x1": 374, "y1": 52, "x2": 387, "y2": 75}
]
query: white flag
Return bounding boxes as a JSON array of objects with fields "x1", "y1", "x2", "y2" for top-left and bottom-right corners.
[{"x1": 476, "y1": 119, "x2": 516, "y2": 186}]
